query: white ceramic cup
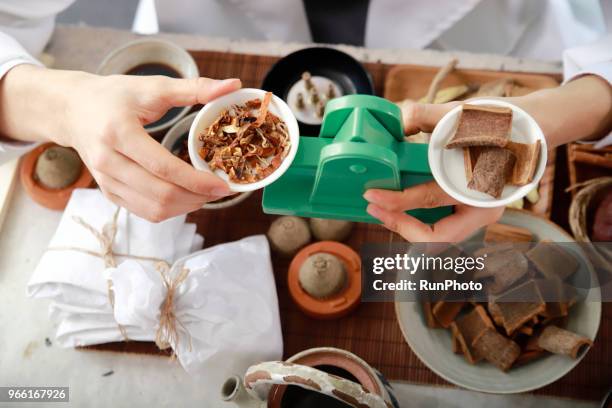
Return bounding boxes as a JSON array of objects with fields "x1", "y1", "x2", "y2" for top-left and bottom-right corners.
[
  {"x1": 162, "y1": 113, "x2": 253, "y2": 210},
  {"x1": 428, "y1": 99, "x2": 547, "y2": 208},
  {"x1": 188, "y1": 88, "x2": 300, "y2": 193},
  {"x1": 97, "y1": 38, "x2": 199, "y2": 134}
]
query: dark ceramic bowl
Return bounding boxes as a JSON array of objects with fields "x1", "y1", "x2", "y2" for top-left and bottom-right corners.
[{"x1": 262, "y1": 47, "x2": 374, "y2": 136}]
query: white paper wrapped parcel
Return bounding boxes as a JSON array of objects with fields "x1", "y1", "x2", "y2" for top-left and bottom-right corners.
[
  {"x1": 27, "y1": 189, "x2": 283, "y2": 381},
  {"x1": 28, "y1": 189, "x2": 202, "y2": 312}
]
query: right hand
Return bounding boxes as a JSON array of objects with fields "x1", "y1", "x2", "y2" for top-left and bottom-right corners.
[
  {"x1": 0, "y1": 65, "x2": 241, "y2": 221},
  {"x1": 364, "y1": 101, "x2": 504, "y2": 242}
]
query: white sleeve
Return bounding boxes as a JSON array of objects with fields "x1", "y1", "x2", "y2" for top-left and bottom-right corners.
[
  {"x1": 0, "y1": 0, "x2": 76, "y2": 164},
  {"x1": 563, "y1": 33, "x2": 612, "y2": 148},
  {"x1": 0, "y1": 31, "x2": 44, "y2": 164}
]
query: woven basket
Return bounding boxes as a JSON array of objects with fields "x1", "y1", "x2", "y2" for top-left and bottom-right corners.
[{"x1": 568, "y1": 177, "x2": 612, "y2": 242}]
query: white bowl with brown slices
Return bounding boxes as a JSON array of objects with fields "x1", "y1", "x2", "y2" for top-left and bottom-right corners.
[
  {"x1": 395, "y1": 209, "x2": 601, "y2": 394},
  {"x1": 188, "y1": 88, "x2": 300, "y2": 193},
  {"x1": 429, "y1": 99, "x2": 547, "y2": 208}
]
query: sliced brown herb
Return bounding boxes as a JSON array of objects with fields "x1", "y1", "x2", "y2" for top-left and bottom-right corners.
[{"x1": 198, "y1": 92, "x2": 290, "y2": 184}]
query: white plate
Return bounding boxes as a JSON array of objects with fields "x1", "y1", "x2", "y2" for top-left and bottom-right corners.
[
  {"x1": 188, "y1": 88, "x2": 300, "y2": 193},
  {"x1": 429, "y1": 99, "x2": 547, "y2": 208},
  {"x1": 395, "y1": 209, "x2": 601, "y2": 394}
]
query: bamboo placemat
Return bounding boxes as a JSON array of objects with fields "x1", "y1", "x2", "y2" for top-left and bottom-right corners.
[
  {"x1": 186, "y1": 50, "x2": 609, "y2": 401},
  {"x1": 91, "y1": 50, "x2": 609, "y2": 401}
]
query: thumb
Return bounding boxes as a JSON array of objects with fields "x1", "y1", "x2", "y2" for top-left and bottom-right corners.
[
  {"x1": 155, "y1": 77, "x2": 242, "y2": 107},
  {"x1": 399, "y1": 100, "x2": 460, "y2": 135}
]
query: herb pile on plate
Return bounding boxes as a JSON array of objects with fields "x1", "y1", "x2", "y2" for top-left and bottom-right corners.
[
  {"x1": 198, "y1": 92, "x2": 290, "y2": 184},
  {"x1": 423, "y1": 223, "x2": 593, "y2": 372}
]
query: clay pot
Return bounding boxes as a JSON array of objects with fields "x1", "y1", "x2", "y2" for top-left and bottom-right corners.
[
  {"x1": 20, "y1": 143, "x2": 93, "y2": 210},
  {"x1": 221, "y1": 375, "x2": 263, "y2": 408},
  {"x1": 239, "y1": 347, "x2": 398, "y2": 408},
  {"x1": 288, "y1": 242, "x2": 361, "y2": 319}
]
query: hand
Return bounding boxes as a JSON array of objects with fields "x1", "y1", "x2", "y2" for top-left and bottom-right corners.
[
  {"x1": 0, "y1": 65, "x2": 241, "y2": 221},
  {"x1": 364, "y1": 101, "x2": 504, "y2": 242}
]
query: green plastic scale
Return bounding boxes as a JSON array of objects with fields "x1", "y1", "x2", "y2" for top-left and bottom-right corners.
[{"x1": 262, "y1": 95, "x2": 452, "y2": 223}]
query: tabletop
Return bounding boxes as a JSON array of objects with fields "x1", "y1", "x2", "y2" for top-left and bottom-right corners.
[{"x1": 0, "y1": 25, "x2": 596, "y2": 408}]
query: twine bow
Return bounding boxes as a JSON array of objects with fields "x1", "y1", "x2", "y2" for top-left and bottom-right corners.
[
  {"x1": 154, "y1": 263, "x2": 193, "y2": 353},
  {"x1": 48, "y1": 207, "x2": 192, "y2": 353}
]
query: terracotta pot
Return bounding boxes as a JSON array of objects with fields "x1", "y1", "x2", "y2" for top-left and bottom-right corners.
[
  {"x1": 20, "y1": 143, "x2": 94, "y2": 211},
  {"x1": 288, "y1": 242, "x2": 361, "y2": 319},
  {"x1": 239, "y1": 347, "x2": 398, "y2": 408}
]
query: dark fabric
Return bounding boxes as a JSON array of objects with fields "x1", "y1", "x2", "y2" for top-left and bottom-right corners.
[{"x1": 302, "y1": 0, "x2": 370, "y2": 46}]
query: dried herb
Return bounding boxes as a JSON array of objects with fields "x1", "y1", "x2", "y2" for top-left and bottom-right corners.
[{"x1": 198, "y1": 92, "x2": 290, "y2": 184}]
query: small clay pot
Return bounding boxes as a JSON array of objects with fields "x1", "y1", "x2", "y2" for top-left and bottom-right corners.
[
  {"x1": 20, "y1": 143, "x2": 93, "y2": 210},
  {"x1": 288, "y1": 241, "x2": 361, "y2": 319},
  {"x1": 264, "y1": 347, "x2": 398, "y2": 408}
]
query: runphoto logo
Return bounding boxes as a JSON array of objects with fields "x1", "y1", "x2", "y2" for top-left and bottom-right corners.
[{"x1": 371, "y1": 253, "x2": 486, "y2": 275}]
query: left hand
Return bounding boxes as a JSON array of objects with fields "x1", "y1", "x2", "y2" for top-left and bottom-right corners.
[
  {"x1": 364, "y1": 101, "x2": 504, "y2": 242},
  {"x1": 364, "y1": 181, "x2": 504, "y2": 242}
]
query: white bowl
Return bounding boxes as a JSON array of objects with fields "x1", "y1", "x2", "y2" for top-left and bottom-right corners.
[
  {"x1": 97, "y1": 38, "x2": 199, "y2": 134},
  {"x1": 188, "y1": 88, "x2": 300, "y2": 193},
  {"x1": 395, "y1": 209, "x2": 601, "y2": 394},
  {"x1": 161, "y1": 113, "x2": 253, "y2": 210},
  {"x1": 429, "y1": 99, "x2": 547, "y2": 208}
]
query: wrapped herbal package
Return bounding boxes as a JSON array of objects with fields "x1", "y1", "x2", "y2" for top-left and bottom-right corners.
[{"x1": 27, "y1": 189, "x2": 283, "y2": 383}]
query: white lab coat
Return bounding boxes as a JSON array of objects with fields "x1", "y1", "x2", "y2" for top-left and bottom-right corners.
[{"x1": 0, "y1": 0, "x2": 611, "y2": 162}]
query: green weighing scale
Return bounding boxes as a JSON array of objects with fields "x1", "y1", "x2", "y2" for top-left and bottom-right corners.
[{"x1": 262, "y1": 95, "x2": 452, "y2": 223}]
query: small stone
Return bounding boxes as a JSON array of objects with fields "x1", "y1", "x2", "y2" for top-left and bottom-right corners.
[
  {"x1": 299, "y1": 253, "x2": 347, "y2": 299},
  {"x1": 34, "y1": 146, "x2": 82, "y2": 189},
  {"x1": 309, "y1": 218, "x2": 353, "y2": 241},
  {"x1": 267, "y1": 216, "x2": 311, "y2": 256}
]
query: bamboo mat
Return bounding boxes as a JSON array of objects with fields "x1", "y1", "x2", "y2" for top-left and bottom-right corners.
[
  {"x1": 91, "y1": 50, "x2": 610, "y2": 401},
  {"x1": 186, "y1": 50, "x2": 610, "y2": 401}
]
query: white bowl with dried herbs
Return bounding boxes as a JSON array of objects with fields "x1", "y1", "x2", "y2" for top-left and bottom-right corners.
[
  {"x1": 162, "y1": 112, "x2": 252, "y2": 210},
  {"x1": 188, "y1": 88, "x2": 300, "y2": 192},
  {"x1": 429, "y1": 99, "x2": 547, "y2": 208}
]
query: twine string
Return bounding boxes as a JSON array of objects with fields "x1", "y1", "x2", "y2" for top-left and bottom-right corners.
[{"x1": 154, "y1": 262, "x2": 193, "y2": 355}]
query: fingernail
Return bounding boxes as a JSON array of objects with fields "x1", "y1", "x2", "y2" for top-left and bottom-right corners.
[
  {"x1": 363, "y1": 190, "x2": 377, "y2": 202},
  {"x1": 217, "y1": 78, "x2": 241, "y2": 90},
  {"x1": 366, "y1": 204, "x2": 382, "y2": 219}
]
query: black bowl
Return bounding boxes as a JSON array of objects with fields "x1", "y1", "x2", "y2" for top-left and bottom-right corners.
[{"x1": 262, "y1": 47, "x2": 374, "y2": 136}]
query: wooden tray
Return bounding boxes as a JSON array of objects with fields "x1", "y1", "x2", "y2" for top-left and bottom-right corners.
[
  {"x1": 384, "y1": 64, "x2": 561, "y2": 103},
  {"x1": 384, "y1": 64, "x2": 560, "y2": 218},
  {"x1": 567, "y1": 143, "x2": 612, "y2": 195}
]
